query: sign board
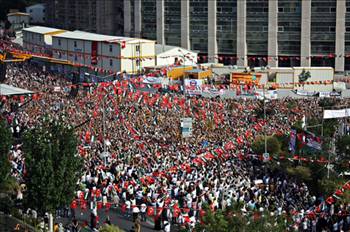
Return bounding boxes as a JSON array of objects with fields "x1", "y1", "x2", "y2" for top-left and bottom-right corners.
[
  {"x1": 263, "y1": 153, "x2": 270, "y2": 162},
  {"x1": 184, "y1": 79, "x2": 204, "y2": 96},
  {"x1": 181, "y1": 118, "x2": 193, "y2": 138}
]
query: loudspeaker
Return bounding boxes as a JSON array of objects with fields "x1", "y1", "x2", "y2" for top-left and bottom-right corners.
[{"x1": 0, "y1": 62, "x2": 7, "y2": 83}]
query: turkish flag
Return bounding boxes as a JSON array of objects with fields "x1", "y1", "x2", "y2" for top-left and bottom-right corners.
[{"x1": 147, "y1": 207, "x2": 155, "y2": 217}]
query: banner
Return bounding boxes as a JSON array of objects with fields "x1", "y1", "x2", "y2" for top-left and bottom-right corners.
[
  {"x1": 91, "y1": 41, "x2": 98, "y2": 65},
  {"x1": 305, "y1": 132, "x2": 322, "y2": 151},
  {"x1": 143, "y1": 77, "x2": 163, "y2": 84},
  {"x1": 289, "y1": 129, "x2": 296, "y2": 154},
  {"x1": 184, "y1": 79, "x2": 203, "y2": 96},
  {"x1": 323, "y1": 109, "x2": 350, "y2": 119},
  {"x1": 295, "y1": 90, "x2": 317, "y2": 96}
]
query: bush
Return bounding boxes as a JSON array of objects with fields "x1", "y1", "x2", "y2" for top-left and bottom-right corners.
[{"x1": 99, "y1": 225, "x2": 124, "y2": 232}]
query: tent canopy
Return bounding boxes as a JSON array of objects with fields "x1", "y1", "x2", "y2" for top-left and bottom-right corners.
[{"x1": 0, "y1": 84, "x2": 33, "y2": 96}]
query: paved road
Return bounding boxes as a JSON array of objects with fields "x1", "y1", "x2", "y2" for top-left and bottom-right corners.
[{"x1": 56, "y1": 207, "x2": 157, "y2": 232}]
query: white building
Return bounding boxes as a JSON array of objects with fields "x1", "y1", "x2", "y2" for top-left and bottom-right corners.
[
  {"x1": 26, "y1": 3, "x2": 46, "y2": 24},
  {"x1": 155, "y1": 44, "x2": 197, "y2": 66},
  {"x1": 51, "y1": 31, "x2": 156, "y2": 73},
  {"x1": 22, "y1": 26, "x2": 66, "y2": 54},
  {"x1": 7, "y1": 12, "x2": 30, "y2": 31}
]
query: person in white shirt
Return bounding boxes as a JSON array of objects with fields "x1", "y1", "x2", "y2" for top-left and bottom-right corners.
[{"x1": 163, "y1": 220, "x2": 171, "y2": 232}]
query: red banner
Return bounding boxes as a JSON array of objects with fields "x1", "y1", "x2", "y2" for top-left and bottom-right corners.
[{"x1": 91, "y1": 41, "x2": 98, "y2": 65}]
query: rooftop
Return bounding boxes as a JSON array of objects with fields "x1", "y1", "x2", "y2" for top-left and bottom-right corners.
[
  {"x1": 0, "y1": 84, "x2": 33, "y2": 96},
  {"x1": 155, "y1": 44, "x2": 196, "y2": 55},
  {"x1": 53, "y1": 30, "x2": 154, "y2": 43},
  {"x1": 7, "y1": 12, "x2": 30, "y2": 17},
  {"x1": 23, "y1": 26, "x2": 64, "y2": 35}
]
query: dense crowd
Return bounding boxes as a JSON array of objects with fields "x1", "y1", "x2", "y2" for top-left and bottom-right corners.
[{"x1": 2, "y1": 60, "x2": 350, "y2": 232}]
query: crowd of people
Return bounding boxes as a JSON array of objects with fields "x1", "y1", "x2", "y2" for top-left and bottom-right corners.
[{"x1": 1, "y1": 58, "x2": 350, "y2": 232}]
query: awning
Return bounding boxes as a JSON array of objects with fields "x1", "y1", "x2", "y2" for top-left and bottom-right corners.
[{"x1": 0, "y1": 84, "x2": 33, "y2": 96}]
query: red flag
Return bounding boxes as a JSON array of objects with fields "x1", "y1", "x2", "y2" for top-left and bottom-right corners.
[
  {"x1": 326, "y1": 196, "x2": 335, "y2": 205},
  {"x1": 147, "y1": 207, "x2": 155, "y2": 216},
  {"x1": 121, "y1": 204, "x2": 127, "y2": 213},
  {"x1": 173, "y1": 206, "x2": 181, "y2": 218},
  {"x1": 204, "y1": 152, "x2": 215, "y2": 160},
  {"x1": 236, "y1": 136, "x2": 244, "y2": 145},
  {"x1": 97, "y1": 201, "x2": 103, "y2": 209},
  {"x1": 70, "y1": 200, "x2": 77, "y2": 209},
  {"x1": 224, "y1": 141, "x2": 235, "y2": 150}
]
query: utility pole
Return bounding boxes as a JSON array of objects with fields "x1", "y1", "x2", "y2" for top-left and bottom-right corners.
[{"x1": 263, "y1": 84, "x2": 267, "y2": 155}]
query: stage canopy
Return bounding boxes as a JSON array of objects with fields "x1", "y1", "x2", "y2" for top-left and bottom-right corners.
[{"x1": 0, "y1": 84, "x2": 33, "y2": 96}]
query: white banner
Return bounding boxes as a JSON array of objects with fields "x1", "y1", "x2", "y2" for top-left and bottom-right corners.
[
  {"x1": 296, "y1": 90, "x2": 317, "y2": 96},
  {"x1": 184, "y1": 79, "x2": 204, "y2": 96},
  {"x1": 323, "y1": 109, "x2": 350, "y2": 119}
]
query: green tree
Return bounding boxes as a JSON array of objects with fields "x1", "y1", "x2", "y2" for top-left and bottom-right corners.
[
  {"x1": 337, "y1": 135, "x2": 350, "y2": 158},
  {"x1": 251, "y1": 136, "x2": 281, "y2": 155},
  {"x1": 196, "y1": 206, "x2": 288, "y2": 232},
  {"x1": 23, "y1": 118, "x2": 83, "y2": 215},
  {"x1": 0, "y1": 118, "x2": 13, "y2": 190},
  {"x1": 196, "y1": 209, "x2": 229, "y2": 232},
  {"x1": 287, "y1": 166, "x2": 312, "y2": 183}
]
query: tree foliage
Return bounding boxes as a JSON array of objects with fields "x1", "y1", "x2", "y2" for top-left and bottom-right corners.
[
  {"x1": 0, "y1": 118, "x2": 13, "y2": 189},
  {"x1": 251, "y1": 136, "x2": 281, "y2": 155},
  {"x1": 196, "y1": 206, "x2": 288, "y2": 232},
  {"x1": 23, "y1": 118, "x2": 83, "y2": 215}
]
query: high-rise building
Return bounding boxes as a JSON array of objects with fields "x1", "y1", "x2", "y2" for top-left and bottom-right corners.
[
  {"x1": 124, "y1": 0, "x2": 349, "y2": 72},
  {"x1": 46, "y1": 0, "x2": 350, "y2": 72},
  {"x1": 45, "y1": 0, "x2": 123, "y2": 35}
]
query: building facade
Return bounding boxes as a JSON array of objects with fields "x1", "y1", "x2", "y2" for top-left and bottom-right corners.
[
  {"x1": 45, "y1": 0, "x2": 123, "y2": 36},
  {"x1": 51, "y1": 31, "x2": 156, "y2": 73},
  {"x1": 26, "y1": 3, "x2": 46, "y2": 25},
  {"x1": 121, "y1": 0, "x2": 349, "y2": 72},
  {"x1": 46, "y1": 0, "x2": 350, "y2": 72}
]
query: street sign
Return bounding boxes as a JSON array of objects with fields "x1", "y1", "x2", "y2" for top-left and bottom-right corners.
[{"x1": 181, "y1": 118, "x2": 193, "y2": 138}]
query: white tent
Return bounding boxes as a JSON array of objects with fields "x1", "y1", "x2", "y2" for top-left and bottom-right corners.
[
  {"x1": 156, "y1": 44, "x2": 197, "y2": 66},
  {"x1": 0, "y1": 84, "x2": 33, "y2": 96}
]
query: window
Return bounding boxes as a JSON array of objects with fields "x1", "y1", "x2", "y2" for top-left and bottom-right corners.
[
  {"x1": 109, "y1": 45, "x2": 113, "y2": 52},
  {"x1": 43, "y1": 9, "x2": 45, "y2": 13},
  {"x1": 74, "y1": 55, "x2": 78, "y2": 61},
  {"x1": 58, "y1": 52, "x2": 62, "y2": 59},
  {"x1": 330, "y1": 8, "x2": 336, "y2": 13},
  {"x1": 346, "y1": 27, "x2": 350, "y2": 32},
  {"x1": 278, "y1": 26, "x2": 284, "y2": 32},
  {"x1": 74, "y1": 41, "x2": 77, "y2": 47},
  {"x1": 58, "y1": 39, "x2": 61, "y2": 46},
  {"x1": 30, "y1": 9, "x2": 33, "y2": 13},
  {"x1": 109, "y1": 59, "x2": 113, "y2": 66},
  {"x1": 136, "y1": 45, "x2": 140, "y2": 52},
  {"x1": 278, "y1": 8, "x2": 284, "y2": 13},
  {"x1": 347, "y1": 8, "x2": 350, "y2": 12},
  {"x1": 329, "y1": 27, "x2": 335, "y2": 32},
  {"x1": 263, "y1": 26, "x2": 268, "y2": 32}
]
